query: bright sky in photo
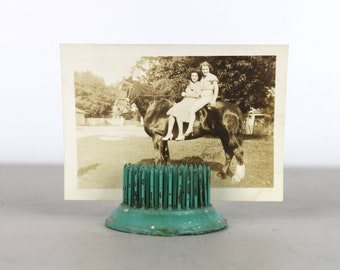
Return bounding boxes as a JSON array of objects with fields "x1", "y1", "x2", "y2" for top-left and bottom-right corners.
[{"x1": 73, "y1": 55, "x2": 142, "y2": 85}]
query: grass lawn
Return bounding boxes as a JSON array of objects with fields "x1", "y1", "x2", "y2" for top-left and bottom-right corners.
[{"x1": 76, "y1": 125, "x2": 273, "y2": 189}]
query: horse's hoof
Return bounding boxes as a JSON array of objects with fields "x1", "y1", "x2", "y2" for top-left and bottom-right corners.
[
  {"x1": 217, "y1": 171, "x2": 227, "y2": 179},
  {"x1": 235, "y1": 164, "x2": 245, "y2": 179},
  {"x1": 231, "y1": 175, "x2": 242, "y2": 183}
]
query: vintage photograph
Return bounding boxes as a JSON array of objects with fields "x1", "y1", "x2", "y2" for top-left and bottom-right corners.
[{"x1": 61, "y1": 45, "x2": 287, "y2": 200}]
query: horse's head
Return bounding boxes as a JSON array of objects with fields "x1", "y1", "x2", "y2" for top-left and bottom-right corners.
[{"x1": 116, "y1": 80, "x2": 157, "y2": 117}]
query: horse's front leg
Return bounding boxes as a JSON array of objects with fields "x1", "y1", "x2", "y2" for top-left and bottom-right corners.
[
  {"x1": 152, "y1": 135, "x2": 169, "y2": 165},
  {"x1": 162, "y1": 140, "x2": 170, "y2": 162}
]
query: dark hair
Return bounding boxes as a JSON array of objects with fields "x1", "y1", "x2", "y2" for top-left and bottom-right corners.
[
  {"x1": 199, "y1": 61, "x2": 213, "y2": 72},
  {"x1": 188, "y1": 70, "x2": 201, "y2": 82}
]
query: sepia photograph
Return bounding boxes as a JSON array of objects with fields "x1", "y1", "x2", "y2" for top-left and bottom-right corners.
[{"x1": 61, "y1": 45, "x2": 287, "y2": 200}]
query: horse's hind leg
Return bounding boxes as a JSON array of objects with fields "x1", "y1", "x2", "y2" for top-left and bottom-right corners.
[
  {"x1": 218, "y1": 127, "x2": 245, "y2": 182},
  {"x1": 231, "y1": 145, "x2": 245, "y2": 183},
  {"x1": 217, "y1": 128, "x2": 233, "y2": 179},
  {"x1": 219, "y1": 150, "x2": 233, "y2": 179}
]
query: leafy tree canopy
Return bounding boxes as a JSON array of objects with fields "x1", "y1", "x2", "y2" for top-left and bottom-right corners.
[
  {"x1": 74, "y1": 71, "x2": 116, "y2": 118},
  {"x1": 130, "y1": 56, "x2": 276, "y2": 114}
]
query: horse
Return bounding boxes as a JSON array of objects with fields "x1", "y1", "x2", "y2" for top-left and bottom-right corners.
[{"x1": 122, "y1": 81, "x2": 245, "y2": 182}]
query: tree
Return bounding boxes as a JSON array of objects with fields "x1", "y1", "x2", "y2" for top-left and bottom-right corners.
[
  {"x1": 131, "y1": 56, "x2": 276, "y2": 113},
  {"x1": 74, "y1": 71, "x2": 115, "y2": 118}
]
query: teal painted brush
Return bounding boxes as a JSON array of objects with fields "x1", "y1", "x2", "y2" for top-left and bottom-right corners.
[{"x1": 106, "y1": 164, "x2": 227, "y2": 236}]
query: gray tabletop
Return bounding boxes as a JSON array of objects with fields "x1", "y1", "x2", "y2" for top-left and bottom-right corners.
[{"x1": 0, "y1": 166, "x2": 339, "y2": 270}]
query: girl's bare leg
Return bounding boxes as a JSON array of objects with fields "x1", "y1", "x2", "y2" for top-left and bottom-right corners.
[
  {"x1": 184, "y1": 98, "x2": 211, "y2": 136},
  {"x1": 163, "y1": 115, "x2": 175, "y2": 140},
  {"x1": 175, "y1": 119, "x2": 185, "y2": 140},
  {"x1": 184, "y1": 111, "x2": 196, "y2": 136}
]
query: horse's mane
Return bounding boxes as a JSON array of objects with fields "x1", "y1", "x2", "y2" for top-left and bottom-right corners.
[{"x1": 131, "y1": 81, "x2": 155, "y2": 97}]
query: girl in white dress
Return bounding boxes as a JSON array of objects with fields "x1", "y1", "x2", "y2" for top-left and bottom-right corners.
[{"x1": 163, "y1": 71, "x2": 202, "y2": 141}]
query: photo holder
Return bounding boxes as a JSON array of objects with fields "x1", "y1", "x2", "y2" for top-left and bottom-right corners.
[{"x1": 105, "y1": 164, "x2": 227, "y2": 236}]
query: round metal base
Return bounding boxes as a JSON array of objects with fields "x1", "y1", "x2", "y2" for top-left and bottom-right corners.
[{"x1": 105, "y1": 204, "x2": 227, "y2": 236}]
